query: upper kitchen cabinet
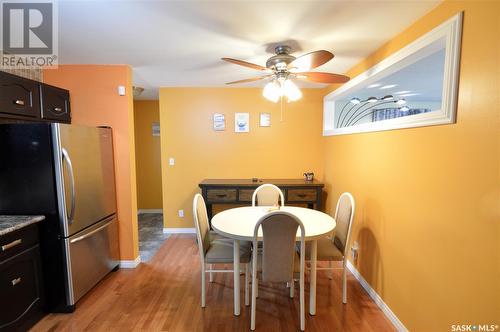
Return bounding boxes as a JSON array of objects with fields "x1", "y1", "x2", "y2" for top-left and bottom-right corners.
[
  {"x1": 40, "y1": 84, "x2": 71, "y2": 123},
  {"x1": 0, "y1": 71, "x2": 71, "y2": 124},
  {"x1": 0, "y1": 71, "x2": 41, "y2": 119}
]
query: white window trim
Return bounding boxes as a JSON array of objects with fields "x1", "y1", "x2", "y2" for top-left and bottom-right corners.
[{"x1": 323, "y1": 12, "x2": 463, "y2": 136}]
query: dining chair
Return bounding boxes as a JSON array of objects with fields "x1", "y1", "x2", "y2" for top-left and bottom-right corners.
[
  {"x1": 250, "y1": 211, "x2": 306, "y2": 331},
  {"x1": 252, "y1": 183, "x2": 285, "y2": 207},
  {"x1": 193, "y1": 194, "x2": 251, "y2": 308},
  {"x1": 303, "y1": 192, "x2": 355, "y2": 304}
]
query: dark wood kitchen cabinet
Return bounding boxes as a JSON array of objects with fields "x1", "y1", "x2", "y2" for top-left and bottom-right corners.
[
  {"x1": 40, "y1": 84, "x2": 71, "y2": 123},
  {"x1": 0, "y1": 71, "x2": 40, "y2": 119},
  {"x1": 0, "y1": 71, "x2": 71, "y2": 123},
  {"x1": 0, "y1": 224, "x2": 45, "y2": 331}
]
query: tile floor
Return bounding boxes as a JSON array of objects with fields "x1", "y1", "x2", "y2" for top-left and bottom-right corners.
[{"x1": 138, "y1": 213, "x2": 169, "y2": 262}]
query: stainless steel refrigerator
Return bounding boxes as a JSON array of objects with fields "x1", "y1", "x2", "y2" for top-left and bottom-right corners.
[{"x1": 0, "y1": 123, "x2": 119, "y2": 312}]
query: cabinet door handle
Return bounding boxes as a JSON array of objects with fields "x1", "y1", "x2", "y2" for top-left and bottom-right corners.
[
  {"x1": 53, "y1": 106, "x2": 63, "y2": 113},
  {"x1": 216, "y1": 194, "x2": 227, "y2": 198},
  {"x1": 1, "y1": 239, "x2": 22, "y2": 251},
  {"x1": 297, "y1": 194, "x2": 307, "y2": 198},
  {"x1": 14, "y1": 99, "x2": 25, "y2": 106},
  {"x1": 11, "y1": 277, "x2": 22, "y2": 286}
]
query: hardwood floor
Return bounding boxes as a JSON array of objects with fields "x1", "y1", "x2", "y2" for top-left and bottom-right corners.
[{"x1": 31, "y1": 235, "x2": 395, "y2": 332}]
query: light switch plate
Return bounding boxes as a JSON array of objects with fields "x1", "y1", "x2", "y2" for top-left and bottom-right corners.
[{"x1": 117, "y1": 85, "x2": 126, "y2": 96}]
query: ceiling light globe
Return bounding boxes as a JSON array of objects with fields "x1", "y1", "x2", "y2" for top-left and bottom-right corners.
[
  {"x1": 350, "y1": 98, "x2": 361, "y2": 104},
  {"x1": 367, "y1": 96, "x2": 378, "y2": 103},
  {"x1": 263, "y1": 81, "x2": 281, "y2": 103},
  {"x1": 283, "y1": 79, "x2": 302, "y2": 102}
]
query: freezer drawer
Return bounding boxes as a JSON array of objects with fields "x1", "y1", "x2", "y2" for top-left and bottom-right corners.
[{"x1": 65, "y1": 215, "x2": 119, "y2": 304}]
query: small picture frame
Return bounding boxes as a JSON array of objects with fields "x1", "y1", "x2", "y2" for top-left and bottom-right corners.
[
  {"x1": 234, "y1": 113, "x2": 249, "y2": 133},
  {"x1": 213, "y1": 113, "x2": 225, "y2": 131},
  {"x1": 152, "y1": 122, "x2": 160, "y2": 136},
  {"x1": 260, "y1": 113, "x2": 271, "y2": 127}
]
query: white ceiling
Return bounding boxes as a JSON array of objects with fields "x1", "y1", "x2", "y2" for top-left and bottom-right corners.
[{"x1": 57, "y1": 1, "x2": 441, "y2": 99}]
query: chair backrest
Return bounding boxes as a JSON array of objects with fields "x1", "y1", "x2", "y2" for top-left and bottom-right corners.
[
  {"x1": 333, "y1": 192, "x2": 355, "y2": 255},
  {"x1": 252, "y1": 184, "x2": 285, "y2": 207},
  {"x1": 253, "y1": 211, "x2": 305, "y2": 283},
  {"x1": 193, "y1": 194, "x2": 211, "y2": 260}
]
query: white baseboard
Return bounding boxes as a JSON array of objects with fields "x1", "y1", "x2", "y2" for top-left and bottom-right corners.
[
  {"x1": 119, "y1": 256, "x2": 141, "y2": 268},
  {"x1": 138, "y1": 209, "x2": 163, "y2": 214},
  {"x1": 346, "y1": 260, "x2": 408, "y2": 332},
  {"x1": 163, "y1": 227, "x2": 196, "y2": 234}
]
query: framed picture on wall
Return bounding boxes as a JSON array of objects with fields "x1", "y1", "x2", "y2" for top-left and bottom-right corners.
[
  {"x1": 213, "y1": 113, "x2": 225, "y2": 131},
  {"x1": 234, "y1": 113, "x2": 249, "y2": 132},
  {"x1": 260, "y1": 113, "x2": 271, "y2": 127}
]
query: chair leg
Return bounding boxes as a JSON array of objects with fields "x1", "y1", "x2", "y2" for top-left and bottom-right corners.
[
  {"x1": 342, "y1": 260, "x2": 347, "y2": 304},
  {"x1": 209, "y1": 264, "x2": 214, "y2": 282},
  {"x1": 300, "y1": 274, "x2": 305, "y2": 331},
  {"x1": 201, "y1": 263, "x2": 206, "y2": 308},
  {"x1": 251, "y1": 270, "x2": 257, "y2": 330},
  {"x1": 245, "y1": 263, "x2": 250, "y2": 306},
  {"x1": 328, "y1": 261, "x2": 333, "y2": 280},
  {"x1": 289, "y1": 279, "x2": 294, "y2": 298}
]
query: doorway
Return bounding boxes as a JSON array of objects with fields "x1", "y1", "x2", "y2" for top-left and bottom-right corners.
[{"x1": 133, "y1": 100, "x2": 165, "y2": 262}]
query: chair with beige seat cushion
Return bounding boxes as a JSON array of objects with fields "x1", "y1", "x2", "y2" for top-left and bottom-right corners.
[
  {"x1": 252, "y1": 183, "x2": 285, "y2": 207},
  {"x1": 250, "y1": 211, "x2": 305, "y2": 331},
  {"x1": 303, "y1": 192, "x2": 355, "y2": 304},
  {"x1": 193, "y1": 194, "x2": 251, "y2": 308}
]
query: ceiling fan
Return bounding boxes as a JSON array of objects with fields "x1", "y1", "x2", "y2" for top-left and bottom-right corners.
[{"x1": 222, "y1": 45, "x2": 350, "y2": 102}]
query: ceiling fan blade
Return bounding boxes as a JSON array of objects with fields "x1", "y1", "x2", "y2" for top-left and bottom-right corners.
[
  {"x1": 225, "y1": 75, "x2": 272, "y2": 85},
  {"x1": 221, "y1": 57, "x2": 269, "y2": 71},
  {"x1": 288, "y1": 50, "x2": 334, "y2": 71},
  {"x1": 295, "y1": 72, "x2": 350, "y2": 84}
]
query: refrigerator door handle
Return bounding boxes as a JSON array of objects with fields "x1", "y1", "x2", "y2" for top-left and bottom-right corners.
[
  {"x1": 61, "y1": 148, "x2": 76, "y2": 225},
  {"x1": 69, "y1": 217, "x2": 113, "y2": 244}
]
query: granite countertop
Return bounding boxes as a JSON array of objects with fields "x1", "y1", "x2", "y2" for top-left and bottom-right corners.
[{"x1": 0, "y1": 215, "x2": 45, "y2": 236}]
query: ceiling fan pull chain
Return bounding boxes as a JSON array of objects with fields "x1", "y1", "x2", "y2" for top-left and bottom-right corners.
[{"x1": 280, "y1": 96, "x2": 284, "y2": 122}]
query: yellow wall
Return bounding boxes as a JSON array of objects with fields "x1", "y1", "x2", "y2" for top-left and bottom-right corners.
[
  {"x1": 134, "y1": 100, "x2": 163, "y2": 210},
  {"x1": 44, "y1": 65, "x2": 139, "y2": 261},
  {"x1": 159, "y1": 88, "x2": 325, "y2": 228},
  {"x1": 323, "y1": 1, "x2": 499, "y2": 331}
]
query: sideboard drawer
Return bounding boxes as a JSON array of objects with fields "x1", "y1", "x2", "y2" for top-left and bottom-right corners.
[
  {"x1": 207, "y1": 189, "x2": 237, "y2": 202},
  {"x1": 238, "y1": 189, "x2": 254, "y2": 202},
  {"x1": 287, "y1": 189, "x2": 317, "y2": 202}
]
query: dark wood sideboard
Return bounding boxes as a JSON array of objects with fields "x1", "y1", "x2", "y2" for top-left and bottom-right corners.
[{"x1": 199, "y1": 178, "x2": 324, "y2": 219}]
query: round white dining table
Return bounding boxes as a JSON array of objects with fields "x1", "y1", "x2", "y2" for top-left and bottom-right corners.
[{"x1": 211, "y1": 206, "x2": 336, "y2": 316}]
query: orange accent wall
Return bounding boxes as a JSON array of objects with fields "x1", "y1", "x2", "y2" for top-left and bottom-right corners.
[
  {"x1": 44, "y1": 65, "x2": 139, "y2": 260},
  {"x1": 323, "y1": 1, "x2": 499, "y2": 330},
  {"x1": 134, "y1": 100, "x2": 162, "y2": 209},
  {"x1": 159, "y1": 88, "x2": 325, "y2": 228}
]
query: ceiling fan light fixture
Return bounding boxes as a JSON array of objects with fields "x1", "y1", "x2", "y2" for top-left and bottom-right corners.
[
  {"x1": 263, "y1": 80, "x2": 281, "y2": 103},
  {"x1": 283, "y1": 79, "x2": 302, "y2": 102}
]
